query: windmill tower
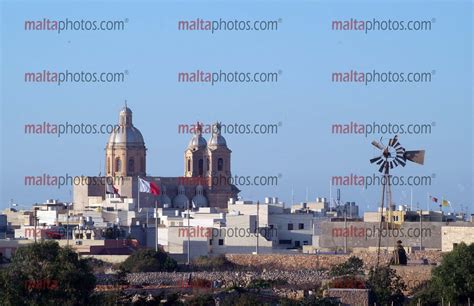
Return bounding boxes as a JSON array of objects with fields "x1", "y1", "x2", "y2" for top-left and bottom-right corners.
[{"x1": 369, "y1": 135, "x2": 425, "y2": 267}]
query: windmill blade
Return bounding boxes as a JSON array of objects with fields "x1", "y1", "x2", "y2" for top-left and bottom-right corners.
[
  {"x1": 370, "y1": 156, "x2": 382, "y2": 164},
  {"x1": 390, "y1": 135, "x2": 400, "y2": 146},
  {"x1": 395, "y1": 156, "x2": 406, "y2": 167},
  {"x1": 378, "y1": 161, "x2": 387, "y2": 173},
  {"x1": 371, "y1": 140, "x2": 385, "y2": 150},
  {"x1": 389, "y1": 138, "x2": 397, "y2": 147},
  {"x1": 404, "y1": 150, "x2": 425, "y2": 165}
]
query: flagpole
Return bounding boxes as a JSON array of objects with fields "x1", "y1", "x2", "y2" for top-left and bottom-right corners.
[
  {"x1": 329, "y1": 181, "x2": 332, "y2": 209},
  {"x1": 155, "y1": 198, "x2": 158, "y2": 252},
  {"x1": 440, "y1": 197, "x2": 444, "y2": 222},
  {"x1": 137, "y1": 176, "x2": 140, "y2": 212},
  {"x1": 426, "y1": 192, "x2": 429, "y2": 211},
  {"x1": 291, "y1": 185, "x2": 295, "y2": 206}
]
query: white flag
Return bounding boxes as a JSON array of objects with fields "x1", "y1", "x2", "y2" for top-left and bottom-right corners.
[{"x1": 139, "y1": 177, "x2": 151, "y2": 193}]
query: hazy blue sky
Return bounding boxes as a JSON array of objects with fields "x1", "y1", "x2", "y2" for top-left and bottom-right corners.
[{"x1": 1, "y1": 0, "x2": 472, "y2": 214}]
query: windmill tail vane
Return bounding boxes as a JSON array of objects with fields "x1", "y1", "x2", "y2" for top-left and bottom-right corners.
[{"x1": 370, "y1": 135, "x2": 425, "y2": 173}]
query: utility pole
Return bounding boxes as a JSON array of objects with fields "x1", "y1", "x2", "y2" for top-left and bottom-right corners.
[
  {"x1": 66, "y1": 202, "x2": 70, "y2": 247},
  {"x1": 187, "y1": 200, "x2": 191, "y2": 265},
  {"x1": 343, "y1": 206, "x2": 347, "y2": 254},
  {"x1": 34, "y1": 207, "x2": 38, "y2": 243},
  {"x1": 419, "y1": 209, "x2": 423, "y2": 250},
  {"x1": 256, "y1": 201, "x2": 259, "y2": 255}
]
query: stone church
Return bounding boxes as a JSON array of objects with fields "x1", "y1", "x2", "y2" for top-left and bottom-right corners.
[{"x1": 73, "y1": 105, "x2": 239, "y2": 211}]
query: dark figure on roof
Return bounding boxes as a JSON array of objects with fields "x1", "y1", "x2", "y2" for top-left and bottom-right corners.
[{"x1": 391, "y1": 240, "x2": 408, "y2": 265}]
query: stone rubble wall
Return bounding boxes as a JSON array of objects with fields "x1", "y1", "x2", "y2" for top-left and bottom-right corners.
[{"x1": 225, "y1": 251, "x2": 443, "y2": 270}]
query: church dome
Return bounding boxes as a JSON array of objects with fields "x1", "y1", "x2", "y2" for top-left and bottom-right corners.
[
  {"x1": 172, "y1": 185, "x2": 189, "y2": 209},
  {"x1": 192, "y1": 185, "x2": 208, "y2": 208},
  {"x1": 209, "y1": 134, "x2": 226, "y2": 146},
  {"x1": 158, "y1": 185, "x2": 172, "y2": 207},
  {"x1": 187, "y1": 122, "x2": 207, "y2": 150},
  {"x1": 108, "y1": 126, "x2": 145, "y2": 145},
  {"x1": 188, "y1": 134, "x2": 207, "y2": 150},
  {"x1": 107, "y1": 105, "x2": 145, "y2": 146},
  {"x1": 208, "y1": 122, "x2": 227, "y2": 147},
  {"x1": 120, "y1": 106, "x2": 132, "y2": 114}
]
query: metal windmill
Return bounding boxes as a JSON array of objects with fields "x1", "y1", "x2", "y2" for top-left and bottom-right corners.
[{"x1": 369, "y1": 135, "x2": 425, "y2": 266}]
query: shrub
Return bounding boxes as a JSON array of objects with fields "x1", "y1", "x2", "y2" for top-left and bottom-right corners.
[
  {"x1": 120, "y1": 249, "x2": 177, "y2": 273},
  {"x1": 329, "y1": 256, "x2": 364, "y2": 277},
  {"x1": 191, "y1": 255, "x2": 234, "y2": 271}
]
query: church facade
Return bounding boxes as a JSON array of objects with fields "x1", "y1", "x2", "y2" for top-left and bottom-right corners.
[{"x1": 73, "y1": 106, "x2": 239, "y2": 211}]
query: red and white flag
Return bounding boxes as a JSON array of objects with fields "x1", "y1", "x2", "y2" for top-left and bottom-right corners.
[
  {"x1": 139, "y1": 177, "x2": 160, "y2": 195},
  {"x1": 106, "y1": 183, "x2": 120, "y2": 196}
]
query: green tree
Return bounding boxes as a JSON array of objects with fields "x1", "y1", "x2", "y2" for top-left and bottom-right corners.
[
  {"x1": 103, "y1": 226, "x2": 122, "y2": 239},
  {"x1": 221, "y1": 292, "x2": 268, "y2": 306},
  {"x1": 411, "y1": 242, "x2": 474, "y2": 305},
  {"x1": 188, "y1": 293, "x2": 215, "y2": 306},
  {"x1": 298, "y1": 295, "x2": 339, "y2": 306},
  {"x1": 367, "y1": 265, "x2": 406, "y2": 306},
  {"x1": 329, "y1": 256, "x2": 364, "y2": 277},
  {"x1": 119, "y1": 248, "x2": 177, "y2": 273},
  {"x1": 0, "y1": 240, "x2": 96, "y2": 306}
]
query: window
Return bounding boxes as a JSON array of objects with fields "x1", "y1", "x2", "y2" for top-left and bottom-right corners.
[
  {"x1": 207, "y1": 158, "x2": 210, "y2": 173},
  {"x1": 187, "y1": 159, "x2": 191, "y2": 172},
  {"x1": 198, "y1": 159, "x2": 204, "y2": 176},
  {"x1": 295, "y1": 241, "x2": 301, "y2": 247},
  {"x1": 288, "y1": 223, "x2": 294, "y2": 230},
  {"x1": 107, "y1": 158, "x2": 110, "y2": 173},
  {"x1": 279, "y1": 239, "x2": 291, "y2": 244},
  {"x1": 209, "y1": 239, "x2": 213, "y2": 245},
  {"x1": 115, "y1": 158, "x2": 121, "y2": 172},
  {"x1": 303, "y1": 241, "x2": 308, "y2": 245},
  {"x1": 128, "y1": 158, "x2": 135, "y2": 172},
  {"x1": 218, "y1": 239, "x2": 224, "y2": 245},
  {"x1": 298, "y1": 223, "x2": 304, "y2": 230},
  {"x1": 218, "y1": 158, "x2": 223, "y2": 171}
]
